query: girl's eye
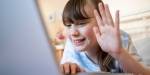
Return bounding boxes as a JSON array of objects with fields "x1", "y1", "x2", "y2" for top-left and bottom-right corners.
[
  {"x1": 79, "y1": 22, "x2": 86, "y2": 25},
  {"x1": 77, "y1": 22, "x2": 88, "y2": 27},
  {"x1": 78, "y1": 20, "x2": 89, "y2": 25},
  {"x1": 65, "y1": 24, "x2": 72, "y2": 28}
]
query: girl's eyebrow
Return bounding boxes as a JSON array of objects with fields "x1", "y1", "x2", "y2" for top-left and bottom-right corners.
[{"x1": 78, "y1": 18, "x2": 91, "y2": 22}]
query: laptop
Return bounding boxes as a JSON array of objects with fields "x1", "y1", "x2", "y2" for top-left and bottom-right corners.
[{"x1": 0, "y1": 0, "x2": 61, "y2": 75}]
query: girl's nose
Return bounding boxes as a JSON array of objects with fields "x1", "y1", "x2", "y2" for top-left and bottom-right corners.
[{"x1": 70, "y1": 27, "x2": 80, "y2": 37}]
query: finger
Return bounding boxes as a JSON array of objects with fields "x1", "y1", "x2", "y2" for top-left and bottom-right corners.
[
  {"x1": 78, "y1": 67, "x2": 85, "y2": 72},
  {"x1": 94, "y1": 9, "x2": 103, "y2": 26},
  {"x1": 94, "y1": 9, "x2": 104, "y2": 33},
  {"x1": 93, "y1": 26, "x2": 101, "y2": 37},
  {"x1": 60, "y1": 64, "x2": 64, "y2": 74},
  {"x1": 70, "y1": 63, "x2": 77, "y2": 74},
  {"x1": 64, "y1": 63, "x2": 70, "y2": 74},
  {"x1": 98, "y1": 3, "x2": 107, "y2": 25},
  {"x1": 76, "y1": 65, "x2": 85, "y2": 72},
  {"x1": 80, "y1": 68, "x2": 85, "y2": 72},
  {"x1": 115, "y1": 10, "x2": 120, "y2": 30},
  {"x1": 104, "y1": 4, "x2": 114, "y2": 26},
  {"x1": 93, "y1": 26, "x2": 102, "y2": 43}
]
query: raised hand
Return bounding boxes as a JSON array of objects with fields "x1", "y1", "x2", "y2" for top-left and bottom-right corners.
[{"x1": 93, "y1": 3, "x2": 122, "y2": 55}]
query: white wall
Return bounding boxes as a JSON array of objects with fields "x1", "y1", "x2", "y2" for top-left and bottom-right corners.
[{"x1": 104, "y1": 0, "x2": 150, "y2": 17}]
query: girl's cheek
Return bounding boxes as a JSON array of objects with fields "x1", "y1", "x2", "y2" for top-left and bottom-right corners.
[
  {"x1": 65, "y1": 29, "x2": 71, "y2": 39},
  {"x1": 80, "y1": 26, "x2": 94, "y2": 37}
]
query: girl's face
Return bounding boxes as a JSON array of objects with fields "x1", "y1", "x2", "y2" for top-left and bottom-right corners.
[{"x1": 65, "y1": 3, "x2": 99, "y2": 52}]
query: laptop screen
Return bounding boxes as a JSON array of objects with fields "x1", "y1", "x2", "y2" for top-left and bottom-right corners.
[{"x1": 0, "y1": 0, "x2": 61, "y2": 75}]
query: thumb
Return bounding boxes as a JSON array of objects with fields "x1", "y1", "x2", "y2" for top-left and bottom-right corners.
[{"x1": 93, "y1": 26, "x2": 102, "y2": 44}]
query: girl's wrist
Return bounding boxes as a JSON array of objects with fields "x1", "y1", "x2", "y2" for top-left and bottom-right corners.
[{"x1": 109, "y1": 48, "x2": 124, "y2": 59}]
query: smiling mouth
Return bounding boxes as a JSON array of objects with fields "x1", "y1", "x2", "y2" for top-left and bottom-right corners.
[{"x1": 73, "y1": 38, "x2": 86, "y2": 46}]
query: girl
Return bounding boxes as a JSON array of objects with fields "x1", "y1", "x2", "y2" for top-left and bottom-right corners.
[{"x1": 60, "y1": 0, "x2": 150, "y2": 74}]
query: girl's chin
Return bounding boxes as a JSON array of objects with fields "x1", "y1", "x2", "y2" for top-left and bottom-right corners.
[
  {"x1": 72, "y1": 40, "x2": 89, "y2": 52},
  {"x1": 74, "y1": 46, "x2": 87, "y2": 52}
]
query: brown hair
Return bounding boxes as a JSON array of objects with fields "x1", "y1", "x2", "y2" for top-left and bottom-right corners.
[
  {"x1": 62, "y1": 0, "x2": 110, "y2": 72},
  {"x1": 62, "y1": 0, "x2": 103, "y2": 25}
]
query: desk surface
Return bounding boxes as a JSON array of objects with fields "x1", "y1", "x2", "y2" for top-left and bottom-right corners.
[{"x1": 77, "y1": 72, "x2": 133, "y2": 75}]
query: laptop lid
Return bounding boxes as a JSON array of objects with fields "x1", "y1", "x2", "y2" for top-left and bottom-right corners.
[{"x1": 0, "y1": 0, "x2": 61, "y2": 75}]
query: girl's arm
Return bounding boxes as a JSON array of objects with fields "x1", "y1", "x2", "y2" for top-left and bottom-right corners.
[{"x1": 93, "y1": 3, "x2": 150, "y2": 74}]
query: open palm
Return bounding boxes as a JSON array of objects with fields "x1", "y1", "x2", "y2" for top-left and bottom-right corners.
[{"x1": 93, "y1": 3, "x2": 122, "y2": 54}]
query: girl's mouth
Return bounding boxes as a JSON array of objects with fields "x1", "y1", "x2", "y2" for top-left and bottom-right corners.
[{"x1": 73, "y1": 38, "x2": 86, "y2": 46}]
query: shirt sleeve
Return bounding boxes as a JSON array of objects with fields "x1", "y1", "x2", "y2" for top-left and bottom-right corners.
[
  {"x1": 127, "y1": 36, "x2": 143, "y2": 62},
  {"x1": 122, "y1": 32, "x2": 149, "y2": 68},
  {"x1": 119, "y1": 31, "x2": 146, "y2": 71},
  {"x1": 121, "y1": 31, "x2": 142, "y2": 62}
]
